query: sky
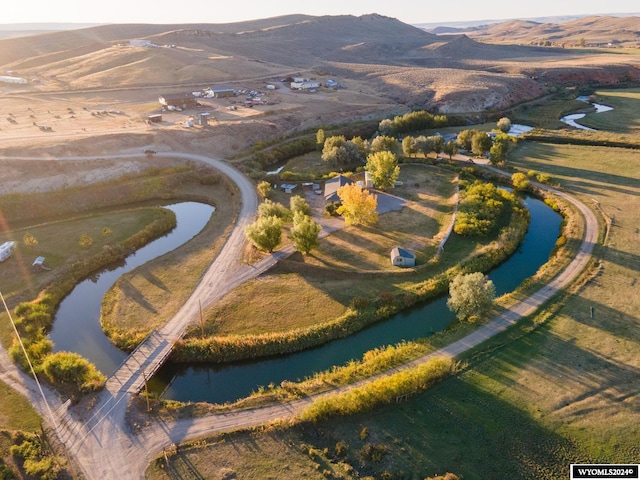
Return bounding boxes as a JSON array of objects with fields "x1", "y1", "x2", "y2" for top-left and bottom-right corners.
[{"x1": 2, "y1": 0, "x2": 639, "y2": 26}]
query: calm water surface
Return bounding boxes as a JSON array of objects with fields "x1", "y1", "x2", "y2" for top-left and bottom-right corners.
[{"x1": 49, "y1": 202, "x2": 215, "y2": 375}]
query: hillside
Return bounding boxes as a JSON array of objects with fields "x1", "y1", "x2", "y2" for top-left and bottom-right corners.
[
  {"x1": 0, "y1": 14, "x2": 639, "y2": 159},
  {"x1": 461, "y1": 15, "x2": 640, "y2": 47}
]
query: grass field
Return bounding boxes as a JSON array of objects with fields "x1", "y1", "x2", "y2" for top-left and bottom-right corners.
[
  {"x1": 0, "y1": 207, "x2": 168, "y2": 302},
  {"x1": 577, "y1": 88, "x2": 640, "y2": 133}
]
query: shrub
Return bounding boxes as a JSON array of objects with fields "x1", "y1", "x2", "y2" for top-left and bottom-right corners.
[
  {"x1": 79, "y1": 233, "x2": 94, "y2": 248},
  {"x1": 41, "y1": 351, "x2": 106, "y2": 392}
]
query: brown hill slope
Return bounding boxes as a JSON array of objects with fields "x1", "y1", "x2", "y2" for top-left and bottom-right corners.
[
  {"x1": 466, "y1": 15, "x2": 640, "y2": 47},
  {"x1": 1, "y1": 14, "x2": 639, "y2": 116}
]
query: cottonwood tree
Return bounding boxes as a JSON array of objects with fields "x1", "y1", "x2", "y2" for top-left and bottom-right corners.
[
  {"x1": 244, "y1": 215, "x2": 283, "y2": 252},
  {"x1": 366, "y1": 150, "x2": 400, "y2": 190},
  {"x1": 490, "y1": 133, "x2": 515, "y2": 165},
  {"x1": 316, "y1": 128, "x2": 326, "y2": 149},
  {"x1": 290, "y1": 212, "x2": 321, "y2": 254},
  {"x1": 497, "y1": 117, "x2": 512, "y2": 133},
  {"x1": 456, "y1": 129, "x2": 475, "y2": 151},
  {"x1": 402, "y1": 135, "x2": 417, "y2": 157},
  {"x1": 443, "y1": 139, "x2": 459, "y2": 160},
  {"x1": 414, "y1": 135, "x2": 432, "y2": 157},
  {"x1": 471, "y1": 131, "x2": 492, "y2": 157},
  {"x1": 429, "y1": 135, "x2": 444, "y2": 155},
  {"x1": 447, "y1": 272, "x2": 496, "y2": 322},
  {"x1": 289, "y1": 195, "x2": 311, "y2": 217},
  {"x1": 258, "y1": 198, "x2": 291, "y2": 221},
  {"x1": 257, "y1": 180, "x2": 273, "y2": 199},
  {"x1": 337, "y1": 183, "x2": 378, "y2": 226},
  {"x1": 370, "y1": 135, "x2": 398, "y2": 153},
  {"x1": 322, "y1": 136, "x2": 363, "y2": 165}
]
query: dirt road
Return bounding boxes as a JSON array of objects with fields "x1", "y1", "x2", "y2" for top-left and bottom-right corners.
[{"x1": 0, "y1": 152, "x2": 598, "y2": 479}]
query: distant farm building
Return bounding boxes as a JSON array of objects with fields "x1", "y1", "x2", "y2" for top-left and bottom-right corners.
[
  {"x1": 147, "y1": 114, "x2": 162, "y2": 123},
  {"x1": 324, "y1": 175, "x2": 353, "y2": 203},
  {"x1": 129, "y1": 39, "x2": 153, "y2": 47},
  {"x1": 390, "y1": 247, "x2": 416, "y2": 268},
  {"x1": 0, "y1": 76, "x2": 27, "y2": 84},
  {"x1": 291, "y1": 80, "x2": 320, "y2": 91},
  {"x1": 158, "y1": 93, "x2": 198, "y2": 109},
  {"x1": 208, "y1": 86, "x2": 236, "y2": 98}
]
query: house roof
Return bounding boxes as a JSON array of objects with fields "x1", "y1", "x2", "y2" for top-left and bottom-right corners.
[
  {"x1": 324, "y1": 175, "x2": 353, "y2": 202},
  {"x1": 391, "y1": 246, "x2": 415, "y2": 259}
]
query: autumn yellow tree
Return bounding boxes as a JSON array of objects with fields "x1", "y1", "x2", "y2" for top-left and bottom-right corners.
[
  {"x1": 336, "y1": 183, "x2": 378, "y2": 226},
  {"x1": 366, "y1": 150, "x2": 400, "y2": 190}
]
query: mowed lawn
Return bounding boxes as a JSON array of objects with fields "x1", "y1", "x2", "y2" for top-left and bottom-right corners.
[{"x1": 201, "y1": 165, "x2": 459, "y2": 336}]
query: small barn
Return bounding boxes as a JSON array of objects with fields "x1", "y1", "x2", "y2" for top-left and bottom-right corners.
[
  {"x1": 291, "y1": 80, "x2": 320, "y2": 90},
  {"x1": 390, "y1": 247, "x2": 416, "y2": 268},
  {"x1": 209, "y1": 86, "x2": 236, "y2": 98},
  {"x1": 324, "y1": 175, "x2": 353, "y2": 203},
  {"x1": 158, "y1": 93, "x2": 198, "y2": 109}
]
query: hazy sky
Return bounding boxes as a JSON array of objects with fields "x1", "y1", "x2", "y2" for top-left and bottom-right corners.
[{"x1": 2, "y1": 0, "x2": 639, "y2": 25}]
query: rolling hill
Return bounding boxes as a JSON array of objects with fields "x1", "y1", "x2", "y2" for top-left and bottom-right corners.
[
  {"x1": 1, "y1": 14, "x2": 639, "y2": 115},
  {"x1": 456, "y1": 15, "x2": 640, "y2": 48}
]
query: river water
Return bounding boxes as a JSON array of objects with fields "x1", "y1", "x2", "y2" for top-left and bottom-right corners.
[
  {"x1": 49, "y1": 202, "x2": 215, "y2": 375},
  {"x1": 561, "y1": 96, "x2": 613, "y2": 130},
  {"x1": 148, "y1": 193, "x2": 561, "y2": 404}
]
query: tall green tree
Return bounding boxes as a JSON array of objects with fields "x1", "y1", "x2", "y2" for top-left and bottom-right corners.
[
  {"x1": 290, "y1": 213, "x2": 321, "y2": 254},
  {"x1": 456, "y1": 129, "x2": 475, "y2": 151},
  {"x1": 316, "y1": 128, "x2": 326, "y2": 149},
  {"x1": 258, "y1": 198, "x2": 291, "y2": 220},
  {"x1": 290, "y1": 195, "x2": 311, "y2": 217},
  {"x1": 245, "y1": 215, "x2": 283, "y2": 252},
  {"x1": 337, "y1": 183, "x2": 378, "y2": 226},
  {"x1": 471, "y1": 131, "x2": 492, "y2": 157},
  {"x1": 257, "y1": 180, "x2": 272, "y2": 199},
  {"x1": 447, "y1": 272, "x2": 496, "y2": 322},
  {"x1": 489, "y1": 133, "x2": 515, "y2": 165},
  {"x1": 366, "y1": 151, "x2": 400, "y2": 190},
  {"x1": 443, "y1": 139, "x2": 459, "y2": 160},
  {"x1": 370, "y1": 135, "x2": 398, "y2": 153},
  {"x1": 429, "y1": 135, "x2": 444, "y2": 155},
  {"x1": 402, "y1": 135, "x2": 417, "y2": 157}
]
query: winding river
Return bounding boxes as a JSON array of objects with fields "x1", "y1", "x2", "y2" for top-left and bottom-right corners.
[
  {"x1": 148, "y1": 194, "x2": 561, "y2": 404},
  {"x1": 561, "y1": 96, "x2": 613, "y2": 130},
  {"x1": 49, "y1": 202, "x2": 215, "y2": 375}
]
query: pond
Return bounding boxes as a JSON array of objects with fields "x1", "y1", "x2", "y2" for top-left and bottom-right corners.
[
  {"x1": 148, "y1": 193, "x2": 562, "y2": 404},
  {"x1": 49, "y1": 202, "x2": 215, "y2": 375}
]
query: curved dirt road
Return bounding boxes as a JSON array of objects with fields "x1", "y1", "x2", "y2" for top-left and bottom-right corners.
[{"x1": 0, "y1": 152, "x2": 598, "y2": 479}]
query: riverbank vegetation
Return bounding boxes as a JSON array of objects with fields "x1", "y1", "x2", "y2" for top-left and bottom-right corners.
[{"x1": 0, "y1": 162, "x2": 236, "y2": 394}]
